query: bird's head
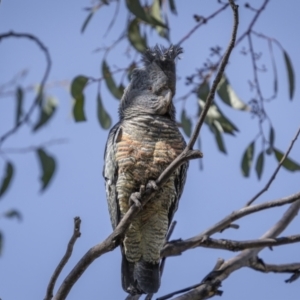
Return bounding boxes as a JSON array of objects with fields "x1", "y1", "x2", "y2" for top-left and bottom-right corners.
[{"x1": 119, "y1": 45, "x2": 182, "y2": 120}]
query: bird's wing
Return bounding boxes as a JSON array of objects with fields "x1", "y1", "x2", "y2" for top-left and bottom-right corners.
[
  {"x1": 168, "y1": 161, "x2": 189, "y2": 225},
  {"x1": 103, "y1": 122, "x2": 122, "y2": 229}
]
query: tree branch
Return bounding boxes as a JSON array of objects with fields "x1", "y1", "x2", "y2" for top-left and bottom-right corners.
[
  {"x1": 44, "y1": 217, "x2": 81, "y2": 300},
  {"x1": 162, "y1": 191, "x2": 300, "y2": 257},
  {"x1": 0, "y1": 32, "x2": 52, "y2": 146},
  {"x1": 246, "y1": 126, "x2": 300, "y2": 206},
  {"x1": 167, "y1": 199, "x2": 300, "y2": 299}
]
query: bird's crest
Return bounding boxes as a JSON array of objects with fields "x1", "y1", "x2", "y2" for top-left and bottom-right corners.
[{"x1": 142, "y1": 44, "x2": 183, "y2": 69}]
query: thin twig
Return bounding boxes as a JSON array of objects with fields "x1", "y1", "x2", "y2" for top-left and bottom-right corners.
[
  {"x1": 44, "y1": 217, "x2": 81, "y2": 300},
  {"x1": 0, "y1": 138, "x2": 68, "y2": 154},
  {"x1": 235, "y1": 0, "x2": 270, "y2": 46},
  {"x1": 177, "y1": 3, "x2": 229, "y2": 46},
  {"x1": 246, "y1": 126, "x2": 300, "y2": 206},
  {"x1": 0, "y1": 32, "x2": 51, "y2": 146}
]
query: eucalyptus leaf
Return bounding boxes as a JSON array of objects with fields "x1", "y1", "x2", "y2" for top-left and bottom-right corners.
[
  {"x1": 151, "y1": 0, "x2": 169, "y2": 40},
  {"x1": 81, "y1": 11, "x2": 94, "y2": 33},
  {"x1": 283, "y1": 50, "x2": 295, "y2": 100},
  {"x1": 0, "y1": 231, "x2": 3, "y2": 255},
  {"x1": 33, "y1": 96, "x2": 57, "y2": 132},
  {"x1": 36, "y1": 148, "x2": 56, "y2": 191},
  {"x1": 197, "y1": 81, "x2": 210, "y2": 102},
  {"x1": 211, "y1": 122, "x2": 227, "y2": 154},
  {"x1": 198, "y1": 99, "x2": 239, "y2": 135},
  {"x1": 126, "y1": 0, "x2": 167, "y2": 28},
  {"x1": 15, "y1": 87, "x2": 23, "y2": 125},
  {"x1": 97, "y1": 93, "x2": 112, "y2": 129},
  {"x1": 181, "y1": 109, "x2": 192, "y2": 137},
  {"x1": 217, "y1": 75, "x2": 249, "y2": 110},
  {"x1": 127, "y1": 18, "x2": 147, "y2": 53},
  {"x1": 102, "y1": 60, "x2": 124, "y2": 100},
  {"x1": 4, "y1": 209, "x2": 22, "y2": 222},
  {"x1": 168, "y1": 0, "x2": 177, "y2": 14},
  {"x1": 241, "y1": 141, "x2": 255, "y2": 177},
  {"x1": 71, "y1": 75, "x2": 88, "y2": 122},
  {"x1": 274, "y1": 148, "x2": 300, "y2": 172},
  {"x1": 0, "y1": 162, "x2": 14, "y2": 198},
  {"x1": 255, "y1": 151, "x2": 264, "y2": 180}
]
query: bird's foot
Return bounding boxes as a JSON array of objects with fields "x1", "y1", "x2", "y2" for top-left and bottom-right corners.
[
  {"x1": 129, "y1": 192, "x2": 142, "y2": 208},
  {"x1": 146, "y1": 180, "x2": 158, "y2": 191}
]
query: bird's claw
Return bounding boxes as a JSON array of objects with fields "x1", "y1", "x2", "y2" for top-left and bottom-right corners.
[
  {"x1": 146, "y1": 180, "x2": 158, "y2": 191},
  {"x1": 129, "y1": 192, "x2": 142, "y2": 208}
]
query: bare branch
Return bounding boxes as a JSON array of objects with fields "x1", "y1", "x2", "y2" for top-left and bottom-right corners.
[
  {"x1": 0, "y1": 138, "x2": 68, "y2": 155},
  {"x1": 0, "y1": 32, "x2": 52, "y2": 146},
  {"x1": 246, "y1": 126, "x2": 300, "y2": 206},
  {"x1": 169, "y1": 200, "x2": 300, "y2": 300},
  {"x1": 177, "y1": 3, "x2": 229, "y2": 46},
  {"x1": 235, "y1": 0, "x2": 270, "y2": 46},
  {"x1": 249, "y1": 257, "x2": 300, "y2": 277},
  {"x1": 162, "y1": 192, "x2": 300, "y2": 257},
  {"x1": 163, "y1": 234, "x2": 300, "y2": 256},
  {"x1": 45, "y1": 217, "x2": 81, "y2": 300}
]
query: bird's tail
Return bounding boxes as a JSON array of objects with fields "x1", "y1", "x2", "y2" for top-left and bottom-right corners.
[
  {"x1": 134, "y1": 259, "x2": 160, "y2": 294},
  {"x1": 121, "y1": 249, "x2": 160, "y2": 295}
]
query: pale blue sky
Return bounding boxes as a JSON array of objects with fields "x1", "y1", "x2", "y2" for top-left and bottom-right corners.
[{"x1": 0, "y1": 1, "x2": 300, "y2": 299}]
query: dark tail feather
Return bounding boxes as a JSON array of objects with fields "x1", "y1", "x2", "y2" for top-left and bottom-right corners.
[
  {"x1": 134, "y1": 259, "x2": 160, "y2": 294},
  {"x1": 121, "y1": 252, "x2": 141, "y2": 295}
]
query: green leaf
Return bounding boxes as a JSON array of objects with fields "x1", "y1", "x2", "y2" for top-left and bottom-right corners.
[
  {"x1": 33, "y1": 96, "x2": 57, "y2": 131},
  {"x1": 97, "y1": 93, "x2": 112, "y2": 129},
  {"x1": 181, "y1": 109, "x2": 192, "y2": 137},
  {"x1": 15, "y1": 87, "x2": 23, "y2": 125},
  {"x1": 211, "y1": 122, "x2": 227, "y2": 154},
  {"x1": 266, "y1": 126, "x2": 275, "y2": 155},
  {"x1": 0, "y1": 231, "x2": 3, "y2": 255},
  {"x1": 127, "y1": 18, "x2": 147, "y2": 53},
  {"x1": 102, "y1": 60, "x2": 124, "y2": 99},
  {"x1": 126, "y1": 0, "x2": 167, "y2": 28},
  {"x1": 255, "y1": 151, "x2": 264, "y2": 180},
  {"x1": 151, "y1": 0, "x2": 169, "y2": 40},
  {"x1": 0, "y1": 162, "x2": 14, "y2": 198},
  {"x1": 81, "y1": 11, "x2": 94, "y2": 33},
  {"x1": 283, "y1": 50, "x2": 295, "y2": 100},
  {"x1": 198, "y1": 99, "x2": 239, "y2": 135},
  {"x1": 274, "y1": 148, "x2": 300, "y2": 172},
  {"x1": 71, "y1": 75, "x2": 88, "y2": 122},
  {"x1": 168, "y1": 0, "x2": 177, "y2": 14},
  {"x1": 4, "y1": 209, "x2": 22, "y2": 222},
  {"x1": 217, "y1": 75, "x2": 249, "y2": 110},
  {"x1": 241, "y1": 141, "x2": 255, "y2": 177},
  {"x1": 36, "y1": 148, "x2": 56, "y2": 191},
  {"x1": 197, "y1": 81, "x2": 210, "y2": 102}
]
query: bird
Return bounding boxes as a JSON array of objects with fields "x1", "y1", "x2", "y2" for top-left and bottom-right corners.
[{"x1": 103, "y1": 44, "x2": 188, "y2": 295}]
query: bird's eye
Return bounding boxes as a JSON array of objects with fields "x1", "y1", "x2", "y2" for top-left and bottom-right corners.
[{"x1": 148, "y1": 87, "x2": 152, "y2": 91}]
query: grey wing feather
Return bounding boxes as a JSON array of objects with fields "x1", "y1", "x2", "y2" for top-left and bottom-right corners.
[
  {"x1": 103, "y1": 122, "x2": 121, "y2": 229},
  {"x1": 168, "y1": 161, "x2": 189, "y2": 225}
]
